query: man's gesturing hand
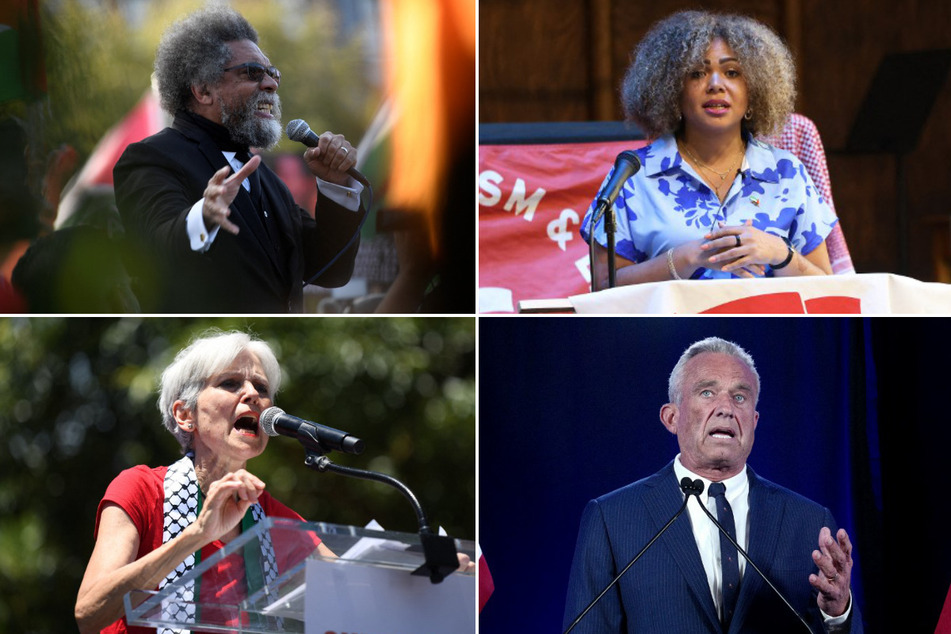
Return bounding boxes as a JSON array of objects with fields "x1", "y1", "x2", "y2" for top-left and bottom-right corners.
[{"x1": 201, "y1": 154, "x2": 261, "y2": 235}]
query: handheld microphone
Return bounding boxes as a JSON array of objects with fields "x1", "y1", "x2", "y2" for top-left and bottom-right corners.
[
  {"x1": 260, "y1": 406, "x2": 365, "y2": 455},
  {"x1": 285, "y1": 119, "x2": 369, "y2": 186},
  {"x1": 285, "y1": 118, "x2": 373, "y2": 287},
  {"x1": 564, "y1": 478, "x2": 702, "y2": 633},
  {"x1": 694, "y1": 484, "x2": 815, "y2": 633}
]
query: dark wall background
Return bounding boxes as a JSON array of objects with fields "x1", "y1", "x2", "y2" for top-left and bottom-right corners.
[
  {"x1": 479, "y1": 0, "x2": 951, "y2": 282},
  {"x1": 478, "y1": 316, "x2": 950, "y2": 633}
]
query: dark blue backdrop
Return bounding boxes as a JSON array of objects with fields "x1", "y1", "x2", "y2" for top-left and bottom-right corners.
[{"x1": 478, "y1": 317, "x2": 951, "y2": 633}]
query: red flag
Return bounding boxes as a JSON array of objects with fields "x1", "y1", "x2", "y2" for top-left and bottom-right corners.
[
  {"x1": 936, "y1": 583, "x2": 951, "y2": 633},
  {"x1": 55, "y1": 90, "x2": 165, "y2": 227},
  {"x1": 478, "y1": 544, "x2": 494, "y2": 612}
]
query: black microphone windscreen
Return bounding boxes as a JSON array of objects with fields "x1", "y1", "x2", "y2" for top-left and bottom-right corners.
[{"x1": 679, "y1": 477, "x2": 705, "y2": 496}]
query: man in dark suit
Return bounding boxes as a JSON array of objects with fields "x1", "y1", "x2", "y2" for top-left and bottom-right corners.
[
  {"x1": 563, "y1": 337, "x2": 862, "y2": 633},
  {"x1": 114, "y1": 6, "x2": 364, "y2": 313}
]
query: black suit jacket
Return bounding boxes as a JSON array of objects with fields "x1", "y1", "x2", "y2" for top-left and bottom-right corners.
[{"x1": 114, "y1": 112, "x2": 362, "y2": 313}]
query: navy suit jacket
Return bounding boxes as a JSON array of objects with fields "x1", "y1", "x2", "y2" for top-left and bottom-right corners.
[
  {"x1": 563, "y1": 461, "x2": 863, "y2": 633},
  {"x1": 114, "y1": 112, "x2": 362, "y2": 313}
]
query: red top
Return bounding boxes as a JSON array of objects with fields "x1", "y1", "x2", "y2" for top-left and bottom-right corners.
[{"x1": 94, "y1": 464, "x2": 308, "y2": 634}]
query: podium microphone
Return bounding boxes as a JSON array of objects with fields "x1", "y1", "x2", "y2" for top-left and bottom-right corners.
[
  {"x1": 564, "y1": 478, "x2": 703, "y2": 634},
  {"x1": 588, "y1": 151, "x2": 640, "y2": 290},
  {"x1": 693, "y1": 484, "x2": 815, "y2": 633},
  {"x1": 260, "y1": 407, "x2": 364, "y2": 455},
  {"x1": 591, "y1": 150, "x2": 641, "y2": 225}
]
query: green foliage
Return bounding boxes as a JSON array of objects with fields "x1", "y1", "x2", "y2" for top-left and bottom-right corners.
[
  {"x1": 27, "y1": 0, "x2": 381, "y2": 160},
  {"x1": 0, "y1": 316, "x2": 474, "y2": 632}
]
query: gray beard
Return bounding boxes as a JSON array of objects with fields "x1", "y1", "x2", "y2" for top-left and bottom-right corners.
[{"x1": 220, "y1": 91, "x2": 282, "y2": 150}]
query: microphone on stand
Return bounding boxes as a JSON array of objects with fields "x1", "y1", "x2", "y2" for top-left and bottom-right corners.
[
  {"x1": 260, "y1": 407, "x2": 364, "y2": 455},
  {"x1": 588, "y1": 150, "x2": 641, "y2": 290},
  {"x1": 592, "y1": 150, "x2": 641, "y2": 223},
  {"x1": 564, "y1": 478, "x2": 703, "y2": 634}
]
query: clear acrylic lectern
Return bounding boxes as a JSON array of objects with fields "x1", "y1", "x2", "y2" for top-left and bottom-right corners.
[{"x1": 124, "y1": 517, "x2": 476, "y2": 633}]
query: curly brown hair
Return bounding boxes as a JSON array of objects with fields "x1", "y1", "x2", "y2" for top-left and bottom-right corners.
[{"x1": 620, "y1": 11, "x2": 796, "y2": 139}]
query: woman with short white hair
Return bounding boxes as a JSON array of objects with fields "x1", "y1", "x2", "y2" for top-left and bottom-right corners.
[{"x1": 75, "y1": 330, "x2": 333, "y2": 634}]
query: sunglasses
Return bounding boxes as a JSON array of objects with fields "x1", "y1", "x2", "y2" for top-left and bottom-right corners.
[{"x1": 223, "y1": 62, "x2": 281, "y2": 85}]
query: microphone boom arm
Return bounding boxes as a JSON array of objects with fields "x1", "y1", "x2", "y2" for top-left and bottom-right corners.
[
  {"x1": 564, "y1": 478, "x2": 701, "y2": 634},
  {"x1": 301, "y1": 448, "x2": 461, "y2": 584}
]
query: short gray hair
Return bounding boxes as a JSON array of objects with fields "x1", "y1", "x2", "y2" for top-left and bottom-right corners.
[
  {"x1": 158, "y1": 330, "x2": 282, "y2": 453},
  {"x1": 154, "y1": 6, "x2": 258, "y2": 115},
  {"x1": 667, "y1": 337, "x2": 760, "y2": 405},
  {"x1": 621, "y1": 10, "x2": 796, "y2": 138}
]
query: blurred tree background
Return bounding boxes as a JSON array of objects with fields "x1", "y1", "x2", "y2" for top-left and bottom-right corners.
[
  {"x1": 12, "y1": 0, "x2": 382, "y2": 158},
  {"x1": 0, "y1": 316, "x2": 475, "y2": 632}
]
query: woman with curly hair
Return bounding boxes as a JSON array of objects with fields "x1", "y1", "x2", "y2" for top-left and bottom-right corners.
[{"x1": 581, "y1": 11, "x2": 837, "y2": 288}]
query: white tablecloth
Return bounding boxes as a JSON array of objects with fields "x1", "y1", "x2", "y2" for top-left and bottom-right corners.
[{"x1": 566, "y1": 273, "x2": 951, "y2": 314}]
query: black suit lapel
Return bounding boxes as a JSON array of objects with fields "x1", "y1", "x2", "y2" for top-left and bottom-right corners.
[
  {"x1": 173, "y1": 115, "x2": 288, "y2": 283},
  {"x1": 730, "y1": 469, "x2": 785, "y2": 632}
]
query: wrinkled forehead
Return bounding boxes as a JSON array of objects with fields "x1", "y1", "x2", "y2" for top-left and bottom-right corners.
[{"x1": 684, "y1": 352, "x2": 758, "y2": 396}]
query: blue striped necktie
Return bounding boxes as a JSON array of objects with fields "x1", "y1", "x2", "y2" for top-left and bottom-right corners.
[{"x1": 708, "y1": 481, "x2": 740, "y2": 630}]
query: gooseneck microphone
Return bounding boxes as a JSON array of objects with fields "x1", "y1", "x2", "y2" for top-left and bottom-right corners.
[
  {"x1": 269, "y1": 405, "x2": 460, "y2": 584},
  {"x1": 594, "y1": 150, "x2": 641, "y2": 214},
  {"x1": 260, "y1": 406, "x2": 364, "y2": 455},
  {"x1": 589, "y1": 150, "x2": 641, "y2": 290},
  {"x1": 285, "y1": 118, "x2": 369, "y2": 187},
  {"x1": 692, "y1": 484, "x2": 815, "y2": 633},
  {"x1": 564, "y1": 478, "x2": 703, "y2": 634}
]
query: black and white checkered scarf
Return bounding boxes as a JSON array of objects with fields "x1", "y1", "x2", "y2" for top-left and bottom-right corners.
[{"x1": 158, "y1": 453, "x2": 277, "y2": 634}]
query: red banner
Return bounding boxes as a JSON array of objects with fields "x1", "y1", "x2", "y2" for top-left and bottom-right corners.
[{"x1": 478, "y1": 140, "x2": 646, "y2": 313}]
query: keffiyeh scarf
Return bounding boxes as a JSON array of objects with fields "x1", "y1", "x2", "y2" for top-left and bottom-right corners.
[{"x1": 158, "y1": 454, "x2": 277, "y2": 634}]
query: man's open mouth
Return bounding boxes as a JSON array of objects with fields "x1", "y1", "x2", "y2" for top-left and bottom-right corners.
[{"x1": 709, "y1": 427, "x2": 736, "y2": 439}]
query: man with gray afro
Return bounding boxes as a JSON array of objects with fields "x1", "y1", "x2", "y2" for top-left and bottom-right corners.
[{"x1": 114, "y1": 6, "x2": 365, "y2": 313}]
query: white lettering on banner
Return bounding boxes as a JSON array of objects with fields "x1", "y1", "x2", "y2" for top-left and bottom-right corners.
[
  {"x1": 547, "y1": 208, "x2": 579, "y2": 251},
  {"x1": 477, "y1": 170, "x2": 503, "y2": 206},
  {"x1": 575, "y1": 254, "x2": 591, "y2": 284},
  {"x1": 477, "y1": 170, "x2": 547, "y2": 222},
  {"x1": 503, "y1": 179, "x2": 546, "y2": 221}
]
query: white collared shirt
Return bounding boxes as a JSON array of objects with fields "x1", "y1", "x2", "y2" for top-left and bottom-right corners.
[{"x1": 673, "y1": 455, "x2": 750, "y2": 621}]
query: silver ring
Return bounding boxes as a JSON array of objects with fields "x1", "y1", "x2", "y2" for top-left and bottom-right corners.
[
  {"x1": 340, "y1": 147, "x2": 349, "y2": 155},
  {"x1": 734, "y1": 235, "x2": 742, "y2": 248}
]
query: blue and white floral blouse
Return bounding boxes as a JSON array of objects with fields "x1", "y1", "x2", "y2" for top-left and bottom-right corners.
[{"x1": 580, "y1": 134, "x2": 838, "y2": 279}]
